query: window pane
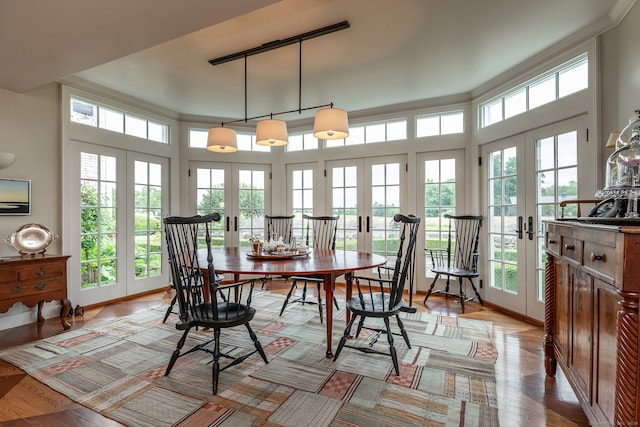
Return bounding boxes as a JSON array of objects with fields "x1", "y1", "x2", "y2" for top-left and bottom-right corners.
[
  {"x1": 148, "y1": 121, "x2": 167, "y2": 143},
  {"x1": 365, "y1": 123, "x2": 385, "y2": 143},
  {"x1": 504, "y1": 89, "x2": 526, "y2": 119},
  {"x1": 417, "y1": 116, "x2": 439, "y2": 137},
  {"x1": 99, "y1": 107, "x2": 124, "y2": 133},
  {"x1": 125, "y1": 115, "x2": 147, "y2": 139},
  {"x1": 189, "y1": 129, "x2": 207, "y2": 148},
  {"x1": 303, "y1": 133, "x2": 318, "y2": 150},
  {"x1": 537, "y1": 137, "x2": 555, "y2": 170},
  {"x1": 441, "y1": 112, "x2": 463, "y2": 135},
  {"x1": 559, "y1": 60, "x2": 588, "y2": 97},
  {"x1": 237, "y1": 134, "x2": 253, "y2": 151},
  {"x1": 529, "y1": 75, "x2": 556, "y2": 109},
  {"x1": 287, "y1": 134, "x2": 304, "y2": 152},
  {"x1": 387, "y1": 120, "x2": 407, "y2": 140},
  {"x1": 483, "y1": 99, "x2": 502, "y2": 127},
  {"x1": 557, "y1": 131, "x2": 578, "y2": 167},
  {"x1": 346, "y1": 126, "x2": 364, "y2": 145},
  {"x1": 71, "y1": 99, "x2": 97, "y2": 126}
]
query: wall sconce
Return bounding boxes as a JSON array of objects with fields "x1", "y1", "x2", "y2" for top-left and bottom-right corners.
[{"x1": 0, "y1": 152, "x2": 15, "y2": 169}]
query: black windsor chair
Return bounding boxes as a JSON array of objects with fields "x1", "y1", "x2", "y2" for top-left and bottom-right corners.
[
  {"x1": 423, "y1": 214, "x2": 483, "y2": 313},
  {"x1": 333, "y1": 214, "x2": 421, "y2": 376},
  {"x1": 163, "y1": 213, "x2": 268, "y2": 395},
  {"x1": 279, "y1": 214, "x2": 340, "y2": 323}
]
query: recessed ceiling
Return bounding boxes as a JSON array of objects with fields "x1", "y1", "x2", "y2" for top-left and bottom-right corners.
[{"x1": 0, "y1": 0, "x2": 628, "y2": 122}]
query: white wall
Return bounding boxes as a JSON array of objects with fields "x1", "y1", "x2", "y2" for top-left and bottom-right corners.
[{"x1": 0, "y1": 83, "x2": 63, "y2": 328}]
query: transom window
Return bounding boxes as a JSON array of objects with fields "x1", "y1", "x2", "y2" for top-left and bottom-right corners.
[
  {"x1": 416, "y1": 111, "x2": 464, "y2": 137},
  {"x1": 326, "y1": 119, "x2": 407, "y2": 148},
  {"x1": 480, "y1": 53, "x2": 588, "y2": 128},
  {"x1": 70, "y1": 98, "x2": 168, "y2": 144}
]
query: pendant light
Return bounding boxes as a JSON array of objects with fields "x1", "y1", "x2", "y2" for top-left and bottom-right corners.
[
  {"x1": 256, "y1": 117, "x2": 289, "y2": 146},
  {"x1": 207, "y1": 21, "x2": 351, "y2": 150},
  {"x1": 313, "y1": 105, "x2": 349, "y2": 140},
  {"x1": 206, "y1": 125, "x2": 238, "y2": 153}
]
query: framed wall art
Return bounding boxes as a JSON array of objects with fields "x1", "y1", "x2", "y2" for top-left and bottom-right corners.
[{"x1": 0, "y1": 178, "x2": 31, "y2": 215}]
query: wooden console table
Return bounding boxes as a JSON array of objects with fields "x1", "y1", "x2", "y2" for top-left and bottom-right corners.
[
  {"x1": 0, "y1": 254, "x2": 71, "y2": 330},
  {"x1": 544, "y1": 220, "x2": 640, "y2": 427}
]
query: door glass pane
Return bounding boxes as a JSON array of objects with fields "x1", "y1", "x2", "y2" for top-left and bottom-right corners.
[
  {"x1": 133, "y1": 160, "x2": 163, "y2": 280},
  {"x1": 535, "y1": 130, "x2": 578, "y2": 300},
  {"x1": 487, "y1": 147, "x2": 518, "y2": 293},
  {"x1": 238, "y1": 169, "x2": 265, "y2": 248},
  {"x1": 80, "y1": 152, "x2": 118, "y2": 289},
  {"x1": 371, "y1": 162, "x2": 401, "y2": 259},
  {"x1": 291, "y1": 168, "x2": 314, "y2": 239},
  {"x1": 332, "y1": 166, "x2": 358, "y2": 250},
  {"x1": 196, "y1": 168, "x2": 225, "y2": 247},
  {"x1": 424, "y1": 158, "x2": 456, "y2": 273}
]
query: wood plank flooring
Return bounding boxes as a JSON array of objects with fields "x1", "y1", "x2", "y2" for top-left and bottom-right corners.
[{"x1": 0, "y1": 280, "x2": 589, "y2": 426}]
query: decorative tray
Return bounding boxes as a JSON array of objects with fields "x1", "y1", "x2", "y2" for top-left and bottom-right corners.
[
  {"x1": 5, "y1": 223, "x2": 58, "y2": 255},
  {"x1": 246, "y1": 250, "x2": 311, "y2": 260}
]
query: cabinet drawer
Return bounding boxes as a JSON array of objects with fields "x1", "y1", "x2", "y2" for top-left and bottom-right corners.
[
  {"x1": 0, "y1": 278, "x2": 64, "y2": 300},
  {"x1": 546, "y1": 230, "x2": 561, "y2": 256},
  {"x1": 583, "y1": 242, "x2": 617, "y2": 283},
  {"x1": 561, "y1": 236, "x2": 583, "y2": 264},
  {"x1": 0, "y1": 268, "x2": 18, "y2": 283},
  {"x1": 18, "y1": 263, "x2": 64, "y2": 281}
]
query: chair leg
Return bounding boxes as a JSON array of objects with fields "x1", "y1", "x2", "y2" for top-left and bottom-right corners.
[
  {"x1": 316, "y1": 282, "x2": 324, "y2": 324},
  {"x1": 334, "y1": 314, "x2": 358, "y2": 362},
  {"x1": 280, "y1": 280, "x2": 298, "y2": 316},
  {"x1": 384, "y1": 317, "x2": 400, "y2": 376},
  {"x1": 245, "y1": 323, "x2": 269, "y2": 364},
  {"x1": 163, "y1": 293, "x2": 177, "y2": 323},
  {"x1": 212, "y1": 329, "x2": 221, "y2": 395},
  {"x1": 355, "y1": 316, "x2": 366, "y2": 338},
  {"x1": 395, "y1": 314, "x2": 411, "y2": 348},
  {"x1": 301, "y1": 281, "x2": 308, "y2": 304},
  {"x1": 424, "y1": 274, "x2": 440, "y2": 303},
  {"x1": 165, "y1": 327, "x2": 190, "y2": 376},
  {"x1": 333, "y1": 297, "x2": 340, "y2": 310},
  {"x1": 468, "y1": 278, "x2": 484, "y2": 305},
  {"x1": 458, "y1": 277, "x2": 466, "y2": 313}
]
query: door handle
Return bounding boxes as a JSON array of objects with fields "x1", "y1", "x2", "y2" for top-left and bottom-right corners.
[
  {"x1": 234, "y1": 216, "x2": 238, "y2": 232},
  {"x1": 366, "y1": 216, "x2": 370, "y2": 233},
  {"x1": 226, "y1": 216, "x2": 230, "y2": 232},
  {"x1": 527, "y1": 216, "x2": 534, "y2": 240},
  {"x1": 358, "y1": 216, "x2": 362, "y2": 232},
  {"x1": 515, "y1": 216, "x2": 523, "y2": 239}
]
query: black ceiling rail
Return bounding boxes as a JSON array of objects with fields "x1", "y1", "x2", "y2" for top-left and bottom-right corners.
[{"x1": 208, "y1": 21, "x2": 350, "y2": 66}]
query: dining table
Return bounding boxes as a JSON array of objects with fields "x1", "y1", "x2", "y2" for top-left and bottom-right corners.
[{"x1": 202, "y1": 247, "x2": 387, "y2": 358}]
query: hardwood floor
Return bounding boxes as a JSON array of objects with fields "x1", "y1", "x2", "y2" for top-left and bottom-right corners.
[{"x1": 0, "y1": 280, "x2": 589, "y2": 426}]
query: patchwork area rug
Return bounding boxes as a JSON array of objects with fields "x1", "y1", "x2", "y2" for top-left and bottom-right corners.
[{"x1": 0, "y1": 291, "x2": 499, "y2": 426}]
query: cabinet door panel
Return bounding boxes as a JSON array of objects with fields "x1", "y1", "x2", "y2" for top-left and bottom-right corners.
[
  {"x1": 571, "y1": 268, "x2": 593, "y2": 397},
  {"x1": 593, "y1": 281, "x2": 618, "y2": 424},
  {"x1": 554, "y1": 261, "x2": 570, "y2": 361}
]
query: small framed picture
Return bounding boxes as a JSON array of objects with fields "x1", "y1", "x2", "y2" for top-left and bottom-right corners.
[{"x1": 0, "y1": 178, "x2": 31, "y2": 215}]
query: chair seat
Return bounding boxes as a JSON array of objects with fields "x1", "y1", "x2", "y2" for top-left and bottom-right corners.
[
  {"x1": 177, "y1": 303, "x2": 256, "y2": 329},
  {"x1": 431, "y1": 267, "x2": 479, "y2": 278},
  {"x1": 346, "y1": 293, "x2": 404, "y2": 317}
]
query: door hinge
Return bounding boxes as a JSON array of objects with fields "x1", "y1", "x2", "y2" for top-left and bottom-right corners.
[
  {"x1": 406, "y1": 163, "x2": 408, "y2": 172},
  {"x1": 324, "y1": 169, "x2": 327, "y2": 177},
  {"x1": 478, "y1": 156, "x2": 482, "y2": 166},
  {"x1": 270, "y1": 172, "x2": 272, "y2": 180},
  {"x1": 586, "y1": 128, "x2": 589, "y2": 142},
  {"x1": 188, "y1": 169, "x2": 191, "y2": 177}
]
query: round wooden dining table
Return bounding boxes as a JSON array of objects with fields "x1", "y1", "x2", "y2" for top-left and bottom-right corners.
[{"x1": 205, "y1": 247, "x2": 387, "y2": 358}]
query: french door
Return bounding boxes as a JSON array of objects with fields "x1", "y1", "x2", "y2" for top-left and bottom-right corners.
[
  {"x1": 326, "y1": 155, "x2": 407, "y2": 273},
  {"x1": 68, "y1": 142, "x2": 169, "y2": 307},
  {"x1": 417, "y1": 150, "x2": 466, "y2": 293},
  {"x1": 191, "y1": 162, "x2": 271, "y2": 248},
  {"x1": 480, "y1": 115, "x2": 588, "y2": 320}
]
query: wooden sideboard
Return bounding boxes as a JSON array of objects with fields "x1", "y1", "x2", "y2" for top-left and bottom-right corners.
[
  {"x1": 0, "y1": 254, "x2": 71, "y2": 330},
  {"x1": 544, "y1": 220, "x2": 640, "y2": 427}
]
